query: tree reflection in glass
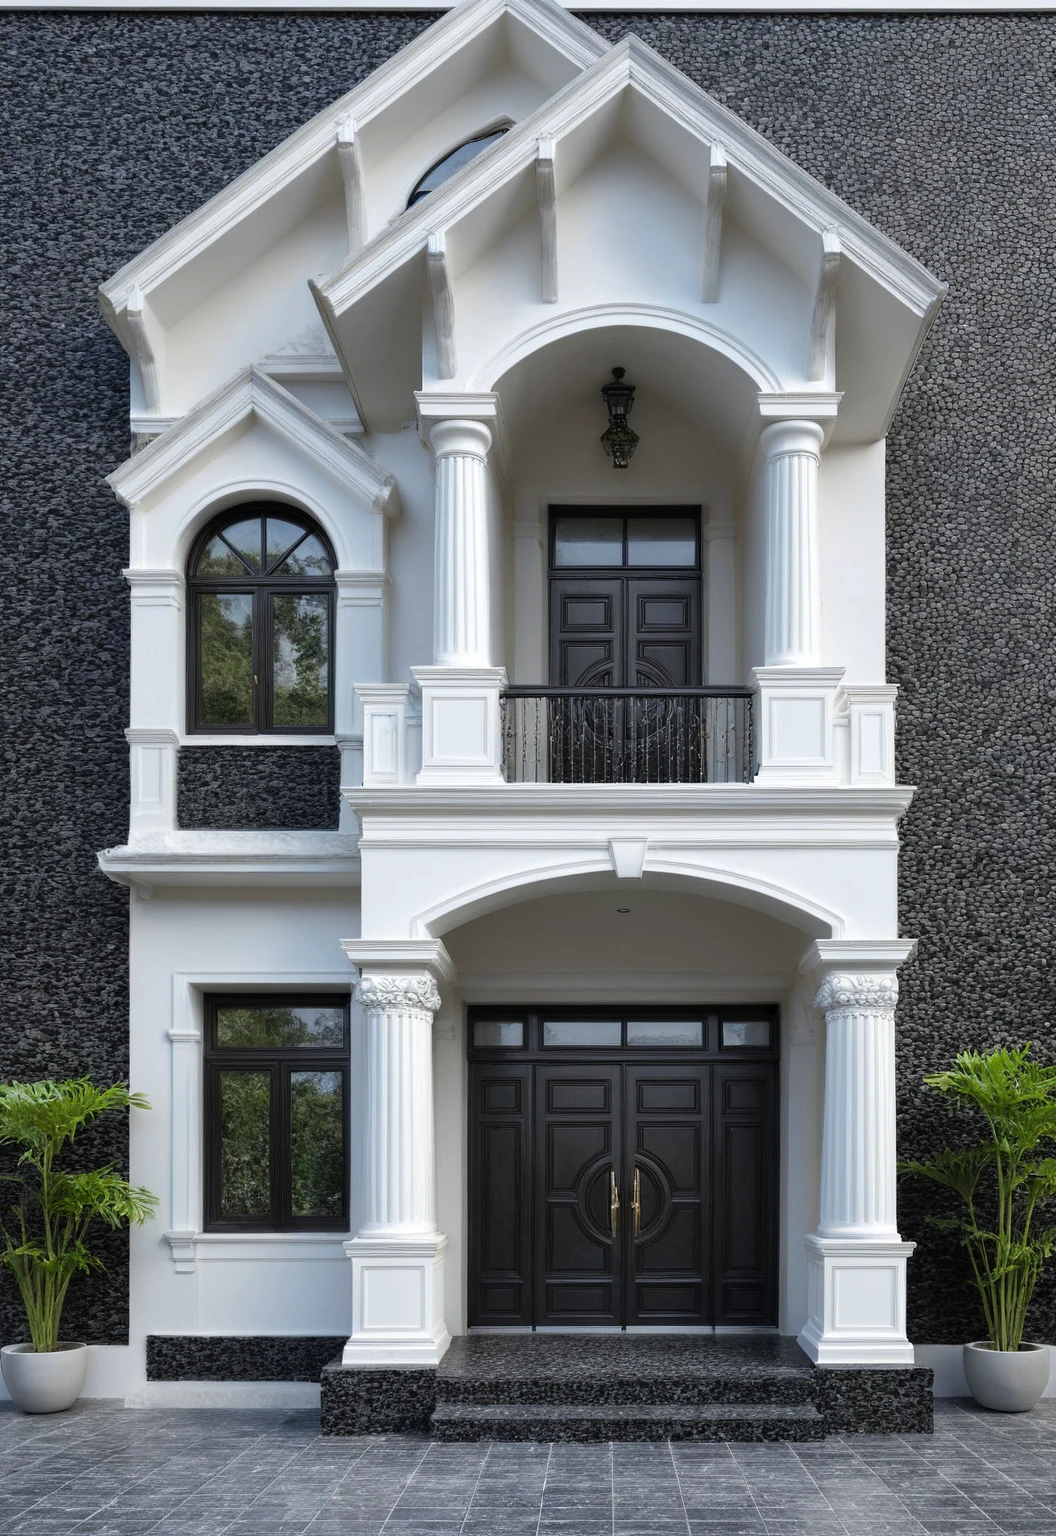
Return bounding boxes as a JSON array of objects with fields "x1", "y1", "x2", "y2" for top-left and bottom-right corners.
[
  {"x1": 200, "y1": 593, "x2": 254, "y2": 724},
  {"x1": 218, "y1": 1071, "x2": 271, "y2": 1219},
  {"x1": 271, "y1": 593, "x2": 329, "y2": 727},
  {"x1": 290, "y1": 1071, "x2": 343, "y2": 1217}
]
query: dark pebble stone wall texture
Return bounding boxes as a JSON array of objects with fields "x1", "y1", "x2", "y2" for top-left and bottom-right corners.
[
  {"x1": 177, "y1": 746, "x2": 342, "y2": 829},
  {"x1": 2, "y1": 9, "x2": 1056, "y2": 1348},
  {"x1": 147, "y1": 1334, "x2": 348, "y2": 1382}
]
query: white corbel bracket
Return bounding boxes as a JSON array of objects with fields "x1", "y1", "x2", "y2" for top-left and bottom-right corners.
[
  {"x1": 536, "y1": 136, "x2": 557, "y2": 303},
  {"x1": 809, "y1": 229, "x2": 842, "y2": 383},
  {"x1": 427, "y1": 231, "x2": 456, "y2": 380},
  {"x1": 125, "y1": 285, "x2": 162, "y2": 413},
  {"x1": 337, "y1": 115, "x2": 365, "y2": 253},
  {"x1": 702, "y1": 144, "x2": 727, "y2": 303}
]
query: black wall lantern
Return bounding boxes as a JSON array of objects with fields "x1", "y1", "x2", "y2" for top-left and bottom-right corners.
[{"x1": 600, "y1": 367, "x2": 639, "y2": 470}]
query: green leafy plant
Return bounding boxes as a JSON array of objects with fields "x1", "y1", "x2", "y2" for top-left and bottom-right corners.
[
  {"x1": 0, "y1": 1079, "x2": 158, "y2": 1352},
  {"x1": 900, "y1": 1045, "x2": 1056, "y2": 1352}
]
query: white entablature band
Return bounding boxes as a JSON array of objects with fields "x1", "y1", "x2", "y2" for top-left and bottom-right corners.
[
  {"x1": 357, "y1": 972, "x2": 442, "y2": 1015},
  {"x1": 814, "y1": 971, "x2": 899, "y2": 1015}
]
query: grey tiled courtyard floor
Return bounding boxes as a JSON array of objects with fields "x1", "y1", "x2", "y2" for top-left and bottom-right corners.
[{"x1": 2, "y1": 1399, "x2": 1056, "y2": 1536}]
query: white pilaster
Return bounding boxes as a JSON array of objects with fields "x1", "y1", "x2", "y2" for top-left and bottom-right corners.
[
  {"x1": 125, "y1": 567, "x2": 184, "y2": 834},
  {"x1": 760, "y1": 420, "x2": 824, "y2": 668},
  {"x1": 340, "y1": 942, "x2": 455, "y2": 1367},
  {"x1": 798, "y1": 939, "x2": 917, "y2": 1365}
]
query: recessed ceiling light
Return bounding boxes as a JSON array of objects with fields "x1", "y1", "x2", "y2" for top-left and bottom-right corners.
[{"x1": 617, "y1": 907, "x2": 630, "y2": 914}]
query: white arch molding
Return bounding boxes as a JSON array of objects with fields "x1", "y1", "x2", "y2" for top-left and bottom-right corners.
[
  {"x1": 468, "y1": 301, "x2": 784, "y2": 397},
  {"x1": 408, "y1": 859, "x2": 843, "y2": 942}
]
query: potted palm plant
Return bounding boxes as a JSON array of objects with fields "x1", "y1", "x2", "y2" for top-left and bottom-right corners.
[
  {"x1": 901, "y1": 1045, "x2": 1056, "y2": 1411},
  {"x1": 0, "y1": 1079, "x2": 157, "y2": 1413}
]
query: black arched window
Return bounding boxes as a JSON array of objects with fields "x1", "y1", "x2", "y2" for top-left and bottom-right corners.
[
  {"x1": 407, "y1": 123, "x2": 511, "y2": 208},
  {"x1": 188, "y1": 504, "x2": 335, "y2": 734}
]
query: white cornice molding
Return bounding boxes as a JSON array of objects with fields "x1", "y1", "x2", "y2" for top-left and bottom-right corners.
[
  {"x1": 798, "y1": 938, "x2": 919, "y2": 978},
  {"x1": 347, "y1": 783, "x2": 917, "y2": 820},
  {"x1": 107, "y1": 365, "x2": 399, "y2": 516},
  {"x1": 314, "y1": 33, "x2": 945, "y2": 327},
  {"x1": 341, "y1": 937, "x2": 458, "y2": 987},
  {"x1": 96, "y1": 0, "x2": 607, "y2": 334},
  {"x1": 98, "y1": 830, "x2": 359, "y2": 892}
]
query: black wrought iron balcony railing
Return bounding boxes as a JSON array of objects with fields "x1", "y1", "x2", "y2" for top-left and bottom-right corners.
[{"x1": 501, "y1": 687, "x2": 755, "y2": 786}]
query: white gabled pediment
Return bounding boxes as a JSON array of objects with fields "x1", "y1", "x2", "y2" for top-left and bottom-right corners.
[
  {"x1": 313, "y1": 33, "x2": 946, "y2": 442},
  {"x1": 108, "y1": 365, "x2": 398, "y2": 518},
  {"x1": 98, "y1": 0, "x2": 607, "y2": 419}
]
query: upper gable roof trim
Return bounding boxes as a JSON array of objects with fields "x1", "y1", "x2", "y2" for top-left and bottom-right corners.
[
  {"x1": 97, "y1": 0, "x2": 607, "y2": 328},
  {"x1": 315, "y1": 34, "x2": 946, "y2": 324},
  {"x1": 108, "y1": 365, "x2": 399, "y2": 514}
]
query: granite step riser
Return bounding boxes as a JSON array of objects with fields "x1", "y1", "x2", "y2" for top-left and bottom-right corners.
[
  {"x1": 432, "y1": 1416, "x2": 827, "y2": 1443},
  {"x1": 436, "y1": 1378, "x2": 817, "y2": 1408}
]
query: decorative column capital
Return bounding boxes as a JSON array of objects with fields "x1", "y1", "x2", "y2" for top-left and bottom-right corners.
[
  {"x1": 814, "y1": 971, "x2": 899, "y2": 1016},
  {"x1": 357, "y1": 971, "x2": 441, "y2": 1015},
  {"x1": 758, "y1": 417, "x2": 825, "y2": 463},
  {"x1": 426, "y1": 416, "x2": 493, "y2": 461}
]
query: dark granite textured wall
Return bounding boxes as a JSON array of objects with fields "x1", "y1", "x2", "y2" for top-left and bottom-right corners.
[
  {"x1": 3, "y1": 9, "x2": 1055, "y2": 1348},
  {"x1": 147, "y1": 1335, "x2": 347, "y2": 1382},
  {"x1": 177, "y1": 747, "x2": 342, "y2": 829}
]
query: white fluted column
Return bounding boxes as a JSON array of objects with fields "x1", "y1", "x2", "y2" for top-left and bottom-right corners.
[
  {"x1": 761, "y1": 420, "x2": 823, "y2": 668},
  {"x1": 359, "y1": 972, "x2": 440, "y2": 1236},
  {"x1": 429, "y1": 418, "x2": 492, "y2": 668},
  {"x1": 816, "y1": 973, "x2": 899, "y2": 1239},
  {"x1": 798, "y1": 940, "x2": 917, "y2": 1366},
  {"x1": 341, "y1": 955, "x2": 452, "y2": 1367}
]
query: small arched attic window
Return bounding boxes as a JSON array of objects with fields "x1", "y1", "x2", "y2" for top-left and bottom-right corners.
[
  {"x1": 188, "y1": 503, "x2": 336, "y2": 735},
  {"x1": 407, "y1": 122, "x2": 511, "y2": 208}
]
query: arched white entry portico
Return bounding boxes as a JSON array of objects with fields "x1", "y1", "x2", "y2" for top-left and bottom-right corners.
[{"x1": 342, "y1": 822, "x2": 917, "y2": 1368}]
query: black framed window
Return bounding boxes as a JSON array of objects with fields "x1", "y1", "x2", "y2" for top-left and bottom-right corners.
[
  {"x1": 550, "y1": 506, "x2": 700, "y2": 571},
  {"x1": 203, "y1": 995, "x2": 350, "y2": 1232},
  {"x1": 187, "y1": 504, "x2": 336, "y2": 734},
  {"x1": 407, "y1": 123, "x2": 511, "y2": 207}
]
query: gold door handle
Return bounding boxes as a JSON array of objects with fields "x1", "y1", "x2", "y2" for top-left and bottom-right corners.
[
  {"x1": 610, "y1": 1169, "x2": 620, "y2": 1237},
  {"x1": 632, "y1": 1167, "x2": 641, "y2": 1237}
]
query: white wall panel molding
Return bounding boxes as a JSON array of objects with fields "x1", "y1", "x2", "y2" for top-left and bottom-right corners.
[{"x1": 163, "y1": 969, "x2": 352, "y2": 1275}]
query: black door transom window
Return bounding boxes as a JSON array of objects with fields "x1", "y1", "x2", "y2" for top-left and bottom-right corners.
[
  {"x1": 188, "y1": 504, "x2": 335, "y2": 734},
  {"x1": 203, "y1": 994, "x2": 349, "y2": 1232}
]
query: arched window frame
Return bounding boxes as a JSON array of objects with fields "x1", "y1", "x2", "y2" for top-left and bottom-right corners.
[
  {"x1": 186, "y1": 503, "x2": 337, "y2": 736},
  {"x1": 406, "y1": 120, "x2": 512, "y2": 209}
]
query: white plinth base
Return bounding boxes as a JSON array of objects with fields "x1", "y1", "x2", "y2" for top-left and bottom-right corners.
[
  {"x1": 797, "y1": 1234, "x2": 916, "y2": 1365},
  {"x1": 413, "y1": 666, "x2": 506, "y2": 787},
  {"x1": 342, "y1": 1233, "x2": 452, "y2": 1367}
]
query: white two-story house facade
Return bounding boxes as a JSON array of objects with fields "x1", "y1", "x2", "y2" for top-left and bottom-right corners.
[{"x1": 93, "y1": 0, "x2": 946, "y2": 1413}]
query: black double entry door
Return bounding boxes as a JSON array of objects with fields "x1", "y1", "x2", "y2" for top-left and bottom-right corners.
[{"x1": 468, "y1": 1009, "x2": 779, "y2": 1330}]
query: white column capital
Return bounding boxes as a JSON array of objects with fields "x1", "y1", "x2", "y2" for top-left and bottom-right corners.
[
  {"x1": 356, "y1": 970, "x2": 442, "y2": 1017},
  {"x1": 800, "y1": 938, "x2": 918, "y2": 987},
  {"x1": 758, "y1": 417, "x2": 826, "y2": 463},
  {"x1": 426, "y1": 416, "x2": 493, "y2": 461},
  {"x1": 814, "y1": 972, "x2": 900, "y2": 1015}
]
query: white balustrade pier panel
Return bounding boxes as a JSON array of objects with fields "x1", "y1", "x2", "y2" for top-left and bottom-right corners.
[
  {"x1": 341, "y1": 945, "x2": 454, "y2": 1367},
  {"x1": 798, "y1": 939, "x2": 918, "y2": 1365}
]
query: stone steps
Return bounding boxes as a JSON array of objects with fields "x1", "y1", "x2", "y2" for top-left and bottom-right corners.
[
  {"x1": 431, "y1": 1400, "x2": 827, "y2": 1443},
  {"x1": 437, "y1": 1373, "x2": 817, "y2": 1407}
]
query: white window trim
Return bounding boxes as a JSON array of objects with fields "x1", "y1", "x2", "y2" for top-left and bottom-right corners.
[{"x1": 164, "y1": 969, "x2": 353, "y2": 1273}]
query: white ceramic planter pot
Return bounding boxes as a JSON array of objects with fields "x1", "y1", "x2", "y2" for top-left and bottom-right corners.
[
  {"x1": 1, "y1": 1343, "x2": 89, "y2": 1414},
  {"x1": 963, "y1": 1341, "x2": 1051, "y2": 1412}
]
